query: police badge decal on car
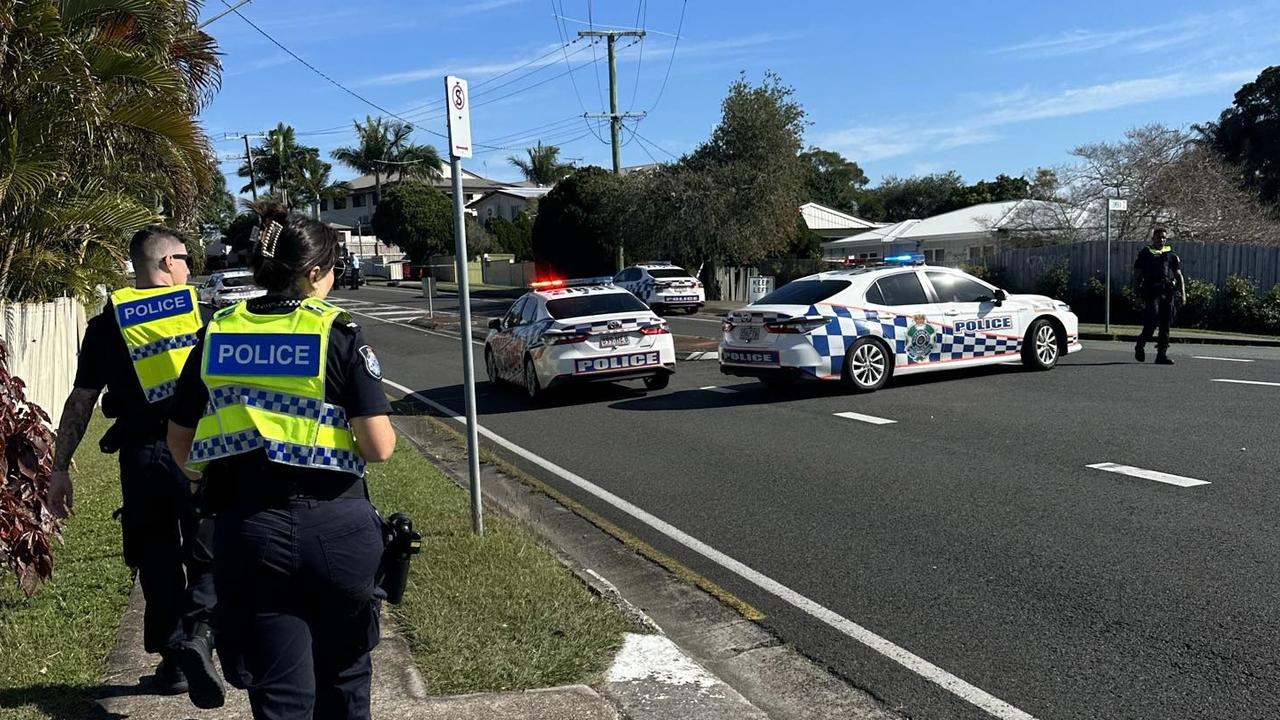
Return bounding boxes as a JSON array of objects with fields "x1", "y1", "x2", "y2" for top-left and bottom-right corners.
[
  {"x1": 359, "y1": 345, "x2": 382, "y2": 379},
  {"x1": 907, "y1": 314, "x2": 937, "y2": 363}
]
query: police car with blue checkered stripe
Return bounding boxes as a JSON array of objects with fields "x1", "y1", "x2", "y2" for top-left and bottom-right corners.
[
  {"x1": 719, "y1": 255, "x2": 1081, "y2": 392},
  {"x1": 485, "y1": 278, "x2": 677, "y2": 400},
  {"x1": 613, "y1": 263, "x2": 705, "y2": 315}
]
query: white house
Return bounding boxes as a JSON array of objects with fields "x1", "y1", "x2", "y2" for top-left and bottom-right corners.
[
  {"x1": 800, "y1": 202, "x2": 886, "y2": 240},
  {"x1": 820, "y1": 200, "x2": 1089, "y2": 266},
  {"x1": 466, "y1": 186, "x2": 552, "y2": 223},
  {"x1": 318, "y1": 165, "x2": 512, "y2": 230}
]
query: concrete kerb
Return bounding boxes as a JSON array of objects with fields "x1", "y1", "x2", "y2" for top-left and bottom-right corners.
[
  {"x1": 1078, "y1": 330, "x2": 1280, "y2": 347},
  {"x1": 388, "y1": 411, "x2": 903, "y2": 720}
]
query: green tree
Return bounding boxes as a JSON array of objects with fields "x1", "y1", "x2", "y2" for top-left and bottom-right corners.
[
  {"x1": 0, "y1": 0, "x2": 222, "y2": 302},
  {"x1": 866, "y1": 172, "x2": 966, "y2": 222},
  {"x1": 942, "y1": 174, "x2": 1031, "y2": 212},
  {"x1": 1200, "y1": 66, "x2": 1280, "y2": 205},
  {"x1": 532, "y1": 167, "x2": 626, "y2": 277},
  {"x1": 370, "y1": 182, "x2": 453, "y2": 265},
  {"x1": 331, "y1": 116, "x2": 442, "y2": 203},
  {"x1": 195, "y1": 174, "x2": 237, "y2": 236},
  {"x1": 485, "y1": 214, "x2": 535, "y2": 260},
  {"x1": 508, "y1": 142, "x2": 573, "y2": 186},
  {"x1": 799, "y1": 147, "x2": 867, "y2": 214}
]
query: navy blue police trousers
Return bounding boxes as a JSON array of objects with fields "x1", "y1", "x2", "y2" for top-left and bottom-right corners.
[
  {"x1": 118, "y1": 440, "x2": 215, "y2": 656},
  {"x1": 213, "y1": 495, "x2": 383, "y2": 720}
]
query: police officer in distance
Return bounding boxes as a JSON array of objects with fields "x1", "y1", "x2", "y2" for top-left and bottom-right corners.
[
  {"x1": 167, "y1": 203, "x2": 396, "y2": 719},
  {"x1": 1132, "y1": 226, "x2": 1186, "y2": 365},
  {"x1": 48, "y1": 226, "x2": 223, "y2": 705}
]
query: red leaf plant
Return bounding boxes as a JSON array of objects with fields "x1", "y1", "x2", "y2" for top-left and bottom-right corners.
[{"x1": 0, "y1": 341, "x2": 62, "y2": 595}]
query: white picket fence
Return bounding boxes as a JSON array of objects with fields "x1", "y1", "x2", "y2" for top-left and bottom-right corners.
[{"x1": 0, "y1": 298, "x2": 88, "y2": 427}]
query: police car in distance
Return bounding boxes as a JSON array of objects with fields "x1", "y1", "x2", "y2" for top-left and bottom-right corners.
[
  {"x1": 613, "y1": 262, "x2": 705, "y2": 314},
  {"x1": 198, "y1": 269, "x2": 267, "y2": 308},
  {"x1": 485, "y1": 277, "x2": 677, "y2": 400},
  {"x1": 719, "y1": 255, "x2": 1081, "y2": 392}
]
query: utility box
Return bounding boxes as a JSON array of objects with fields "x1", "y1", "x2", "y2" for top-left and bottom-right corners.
[{"x1": 748, "y1": 275, "x2": 775, "y2": 303}]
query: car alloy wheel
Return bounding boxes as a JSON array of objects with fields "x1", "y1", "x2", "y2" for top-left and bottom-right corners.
[
  {"x1": 524, "y1": 358, "x2": 541, "y2": 400},
  {"x1": 1035, "y1": 323, "x2": 1059, "y2": 366},
  {"x1": 844, "y1": 338, "x2": 890, "y2": 392},
  {"x1": 1022, "y1": 318, "x2": 1060, "y2": 370}
]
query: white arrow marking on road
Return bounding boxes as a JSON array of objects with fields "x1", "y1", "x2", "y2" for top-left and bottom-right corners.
[
  {"x1": 1211, "y1": 378, "x2": 1280, "y2": 387},
  {"x1": 834, "y1": 411, "x2": 897, "y2": 425},
  {"x1": 382, "y1": 377, "x2": 1038, "y2": 720},
  {"x1": 699, "y1": 386, "x2": 736, "y2": 394},
  {"x1": 1086, "y1": 463, "x2": 1210, "y2": 488},
  {"x1": 1193, "y1": 356, "x2": 1254, "y2": 362}
]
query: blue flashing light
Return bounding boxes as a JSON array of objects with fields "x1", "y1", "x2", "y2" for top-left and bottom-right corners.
[{"x1": 885, "y1": 253, "x2": 925, "y2": 266}]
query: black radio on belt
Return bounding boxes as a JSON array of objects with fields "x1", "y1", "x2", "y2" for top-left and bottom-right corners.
[{"x1": 378, "y1": 512, "x2": 422, "y2": 605}]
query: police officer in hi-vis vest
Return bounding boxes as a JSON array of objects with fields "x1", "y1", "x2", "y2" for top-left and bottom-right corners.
[
  {"x1": 167, "y1": 203, "x2": 396, "y2": 719},
  {"x1": 49, "y1": 226, "x2": 224, "y2": 706},
  {"x1": 1132, "y1": 226, "x2": 1186, "y2": 365}
]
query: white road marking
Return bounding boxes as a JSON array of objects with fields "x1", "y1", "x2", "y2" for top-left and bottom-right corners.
[
  {"x1": 676, "y1": 315, "x2": 725, "y2": 324},
  {"x1": 363, "y1": 310, "x2": 424, "y2": 320},
  {"x1": 1193, "y1": 356, "x2": 1254, "y2": 363},
  {"x1": 699, "y1": 386, "x2": 736, "y2": 394},
  {"x1": 329, "y1": 298, "x2": 372, "y2": 306},
  {"x1": 1211, "y1": 378, "x2": 1280, "y2": 387},
  {"x1": 834, "y1": 411, "x2": 897, "y2": 425},
  {"x1": 343, "y1": 306, "x2": 483, "y2": 346},
  {"x1": 382, "y1": 378, "x2": 1037, "y2": 720},
  {"x1": 1086, "y1": 462, "x2": 1210, "y2": 488},
  {"x1": 684, "y1": 351, "x2": 719, "y2": 361}
]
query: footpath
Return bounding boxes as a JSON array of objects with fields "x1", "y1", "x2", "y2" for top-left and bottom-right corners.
[{"x1": 95, "y1": 412, "x2": 898, "y2": 720}]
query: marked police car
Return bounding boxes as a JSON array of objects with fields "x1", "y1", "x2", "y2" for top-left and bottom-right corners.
[
  {"x1": 485, "y1": 278, "x2": 677, "y2": 400},
  {"x1": 719, "y1": 255, "x2": 1081, "y2": 392},
  {"x1": 613, "y1": 263, "x2": 705, "y2": 314},
  {"x1": 198, "y1": 269, "x2": 266, "y2": 308}
]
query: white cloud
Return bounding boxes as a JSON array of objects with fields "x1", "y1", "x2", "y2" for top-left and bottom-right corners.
[
  {"x1": 989, "y1": 10, "x2": 1256, "y2": 59},
  {"x1": 817, "y1": 66, "x2": 1260, "y2": 162},
  {"x1": 357, "y1": 43, "x2": 567, "y2": 87},
  {"x1": 438, "y1": 0, "x2": 527, "y2": 19}
]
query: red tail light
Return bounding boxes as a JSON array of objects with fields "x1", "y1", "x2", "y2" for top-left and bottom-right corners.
[
  {"x1": 641, "y1": 326, "x2": 669, "y2": 335},
  {"x1": 550, "y1": 333, "x2": 588, "y2": 345},
  {"x1": 694, "y1": 281, "x2": 704, "y2": 288},
  {"x1": 765, "y1": 319, "x2": 825, "y2": 334}
]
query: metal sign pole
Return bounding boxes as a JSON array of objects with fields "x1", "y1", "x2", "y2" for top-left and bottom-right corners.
[
  {"x1": 1104, "y1": 201, "x2": 1111, "y2": 332},
  {"x1": 446, "y1": 75, "x2": 482, "y2": 535}
]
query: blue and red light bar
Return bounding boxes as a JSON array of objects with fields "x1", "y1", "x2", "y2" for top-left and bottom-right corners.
[
  {"x1": 529, "y1": 276, "x2": 615, "y2": 289},
  {"x1": 884, "y1": 253, "x2": 926, "y2": 266}
]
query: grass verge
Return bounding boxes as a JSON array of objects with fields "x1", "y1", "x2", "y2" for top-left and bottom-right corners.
[
  {"x1": 0, "y1": 415, "x2": 132, "y2": 720},
  {"x1": 367, "y1": 434, "x2": 636, "y2": 695}
]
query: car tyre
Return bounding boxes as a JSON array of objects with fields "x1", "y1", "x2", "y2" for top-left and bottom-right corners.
[
  {"x1": 643, "y1": 374, "x2": 670, "y2": 391},
  {"x1": 1022, "y1": 318, "x2": 1060, "y2": 370},
  {"x1": 523, "y1": 357, "x2": 543, "y2": 401},
  {"x1": 842, "y1": 338, "x2": 891, "y2": 393},
  {"x1": 485, "y1": 348, "x2": 501, "y2": 384}
]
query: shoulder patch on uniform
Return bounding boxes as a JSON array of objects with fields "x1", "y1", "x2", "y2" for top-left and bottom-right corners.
[{"x1": 359, "y1": 345, "x2": 382, "y2": 379}]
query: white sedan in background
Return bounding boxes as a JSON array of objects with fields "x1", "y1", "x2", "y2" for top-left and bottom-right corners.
[
  {"x1": 613, "y1": 263, "x2": 705, "y2": 314},
  {"x1": 198, "y1": 270, "x2": 267, "y2": 308},
  {"x1": 719, "y1": 257, "x2": 1081, "y2": 392},
  {"x1": 485, "y1": 278, "x2": 677, "y2": 400}
]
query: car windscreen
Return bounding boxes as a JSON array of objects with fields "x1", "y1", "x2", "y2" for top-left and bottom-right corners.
[
  {"x1": 545, "y1": 292, "x2": 648, "y2": 319},
  {"x1": 755, "y1": 279, "x2": 852, "y2": 306},
  {"x1": 648, "y1": 268, "x2": 691, "y2": 279},
  {"x1": 222, "y1": 275, "x2": 256, "y2": 289}
]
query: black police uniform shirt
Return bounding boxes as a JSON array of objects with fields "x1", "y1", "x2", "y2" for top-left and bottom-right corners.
[
  {"x1": 169, "y1": 296, "x2": 392, "y2": 484},
  {"x1": 1134, "y1": 246, "x2": 1181, "y2": 293},
  {"x1": 75, "y1": 299, "x2": 213, "y2": 438}
]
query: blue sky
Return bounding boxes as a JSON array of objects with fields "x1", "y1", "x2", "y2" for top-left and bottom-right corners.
[{"x1": 200, "y1": 0, "x2": 1280, "y2": 196}]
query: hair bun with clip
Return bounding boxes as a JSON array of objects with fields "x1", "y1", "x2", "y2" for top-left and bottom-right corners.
[{"x1": 253, "y1": 219, "x2": 284, "y2": 259}]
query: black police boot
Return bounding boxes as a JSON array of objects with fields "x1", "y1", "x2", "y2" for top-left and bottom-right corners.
[
  {"x1": 1134, "y1": 345, "x2": 1146, "y2": 362},
  {"x1": 1155, "y1": 353, "x2": 1174, "y2": 365},
  {"x1": 175, "y1": 623, "x2": 225, "y2": 709},
  {"x1": 152, "y1": 656, "x2": 188, "y2": 695}
]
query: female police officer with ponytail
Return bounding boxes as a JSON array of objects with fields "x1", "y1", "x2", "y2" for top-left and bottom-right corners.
[{"x1": 167, "y1": 203, "x2": 396, "y2": 719}]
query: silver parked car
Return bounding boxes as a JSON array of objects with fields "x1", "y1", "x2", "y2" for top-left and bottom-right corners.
[{"x1": 198, "y1": 270, "x2": 267, "y2": 308}]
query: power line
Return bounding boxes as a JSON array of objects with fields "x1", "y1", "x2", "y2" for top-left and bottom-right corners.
[
  {"x1": 627, "y1": 0, "x2": 646, "y2": 112},
  {"x1": 586, "y1": 0, "x2": 606, "y2": 110},
  {"x1": 631, "y1": 127, "x2": 678, "y2": 160},
  {"x1": 481, "y1": 115, "x2": 585, "y2": 144},
  {"x1": 646, "y1": 0, "x2": 686, "y2": 113},
  {"x1": 552, "y1": 0, "x2": 607, "y2": 144}
]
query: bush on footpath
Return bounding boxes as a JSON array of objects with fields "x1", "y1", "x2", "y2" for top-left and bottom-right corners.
[{"x1": 1035, "y1": 259, "x2": 1071, "y2": 303}]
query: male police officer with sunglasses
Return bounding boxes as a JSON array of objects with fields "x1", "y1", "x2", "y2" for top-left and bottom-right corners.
[
  {"x1": 49, "y1": 226, "x2": 224, "y2": 708},
  {"x1": 1132, "y1": 226, "x2": 1186, "y2": 365}
]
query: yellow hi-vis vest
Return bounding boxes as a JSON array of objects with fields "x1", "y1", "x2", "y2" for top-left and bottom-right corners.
[
  {"x1": 111, "y1": 285, "x2": 203, "y2": 403},
  {"x1": 186, "y1": 298, "x2": 365, "y2": 477}
]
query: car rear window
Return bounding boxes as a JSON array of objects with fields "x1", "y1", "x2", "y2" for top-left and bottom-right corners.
[
  {"x1": 755, "y1": 280, "x2": 851, "y2": 306},
  {"x1": 545, "y1": 292, "x2": 648, "y2": 319},
  {"x1": 648, "y1": 268, "x2": 691, "y2": 278},
  {"x1": 867, "y1": 273, "x2": 929, "y2": 306},
  {"x1": 222, "y1": 275, "x2": 256, "y2": 288}
]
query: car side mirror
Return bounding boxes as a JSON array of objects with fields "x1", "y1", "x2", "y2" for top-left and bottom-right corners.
[
  {"x1": 993, "y1": 288, "x2": 1007, "y2": 304},
  {"x1": 488, "y1": 318, "x2": 502, "y2": 330}
]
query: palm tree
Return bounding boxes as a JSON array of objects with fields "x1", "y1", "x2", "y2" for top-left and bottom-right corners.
[
  {"x1": 0, "y1": 0, "x2": 222, "y2": 301},
  {"x1": 331, "y1": 116, "x2": 392, "y2": 205},
  {"x1": 237, "y1": 123, "x2": 309, "y2": 206},
  {"x1": 508, "y1": 142, "x2": 573, "y2": 186},
  {"x1": 292, "y1": 154, "x2": 347, "y2": 219}
]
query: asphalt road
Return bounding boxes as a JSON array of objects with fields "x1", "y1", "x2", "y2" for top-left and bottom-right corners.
[{"x1": 334, "y1": 284, "x2": 1280, "y2": 720}]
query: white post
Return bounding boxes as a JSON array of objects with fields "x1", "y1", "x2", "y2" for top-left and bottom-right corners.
[{"x1": 1105, "y1": 201, "x2": 1112, "y2": 332}]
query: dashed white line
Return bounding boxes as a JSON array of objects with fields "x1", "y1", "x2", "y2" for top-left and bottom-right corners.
[
  {"x1": 834, "y1": 411, "x2": 897, "y2": 425},
  {"x1": 380, "y1": 377, "x2": 1037, "y2": 720},
  {"x1": 1211, "y1": 378, "x2": 1280, "y2": 387},
  {"x1": 1193, "y1": 356, "x2": 1254, "y2": 363},
  {"x1": 699, "y1": 386, "x2": 736, "y2": 394},
  {"x1": 1086, "y1": 462, "x2": 1210, "y2": 488}
]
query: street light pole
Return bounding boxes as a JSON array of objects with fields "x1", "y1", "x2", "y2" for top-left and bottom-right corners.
[{"x1": 1105, "y1": 197, "x2": 1112, "y2": 332}]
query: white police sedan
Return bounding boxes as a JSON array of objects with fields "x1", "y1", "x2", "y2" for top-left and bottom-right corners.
[
  {"x1": 719, "y1": 256, "x2": 1081, "y2": 392},
  {"x1": 613, "y1": 262, "x2": 705, "y2": 314},
  {"x1": 485, "y1": 278, "x2": 677, "y2": 400}
]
